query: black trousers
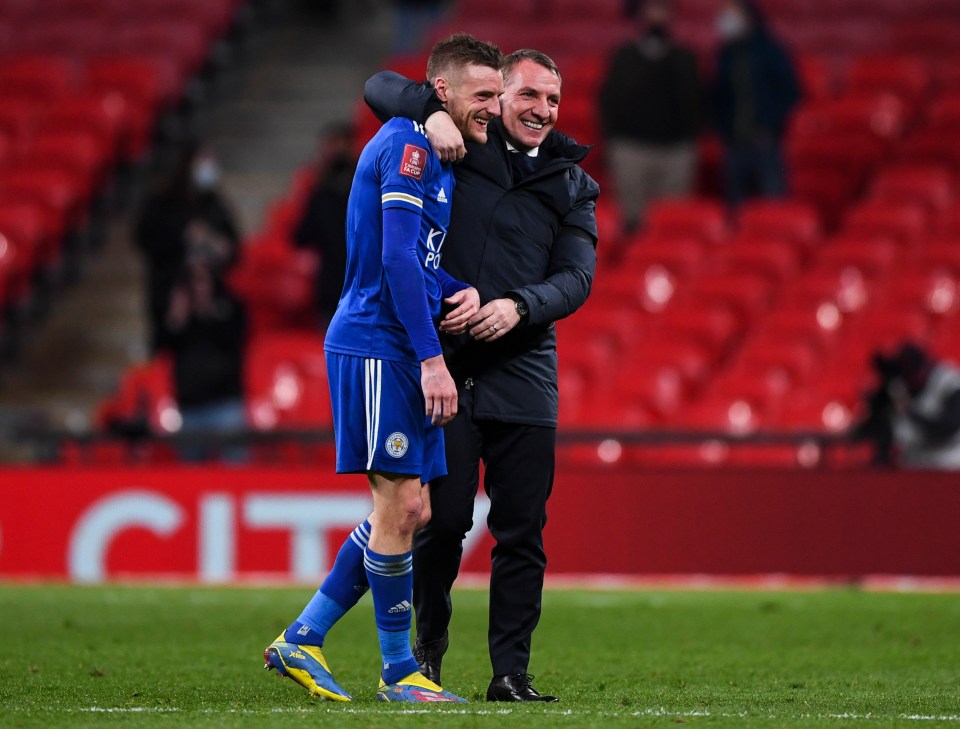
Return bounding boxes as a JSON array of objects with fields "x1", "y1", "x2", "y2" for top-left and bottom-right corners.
[{"x1": 413, "y1": 386, "x2": 556, "y2": 676}]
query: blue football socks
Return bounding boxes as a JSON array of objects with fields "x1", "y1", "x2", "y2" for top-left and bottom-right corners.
[
  {"x1": 364, "y1": 547, "x2": 419, "y2": 684},
  {"x1": 284, "y1": 521, "x2": 371, "y2": 647}
]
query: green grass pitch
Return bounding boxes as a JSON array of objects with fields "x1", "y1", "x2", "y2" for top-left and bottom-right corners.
[{"x1": 1, "y1": 584, "x2": 959, "y2": 727}]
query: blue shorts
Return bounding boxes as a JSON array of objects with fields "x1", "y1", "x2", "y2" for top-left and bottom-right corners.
[{"x1": 326, "y1": 352, "x2": 446, "y2": 483}]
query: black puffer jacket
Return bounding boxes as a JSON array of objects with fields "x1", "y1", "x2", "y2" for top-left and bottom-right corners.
[{"x1": 365, "y1": 73, "x2": 600, "y2": 426}]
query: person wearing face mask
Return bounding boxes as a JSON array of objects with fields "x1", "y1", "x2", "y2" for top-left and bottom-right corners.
[
  {"x1": 712, "y1": 0, "x2": 800, "y2": 208},
  {"x1": 135, "y1": 142, "x2": 241, "y2": 353},
  {"x1": 599, "y1": 0, "x2": 702, "y2": 234},
  {"x1": 364, "y1": 49, "x2": 599, "y2": 703}
]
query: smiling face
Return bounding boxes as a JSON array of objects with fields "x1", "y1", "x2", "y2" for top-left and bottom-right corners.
[
  {"x1": 435, "y1": 63, "x2": 503, "y2": 144},
  {"x1": 499, "y1": 58, "x2": 561, "y2": 152}
]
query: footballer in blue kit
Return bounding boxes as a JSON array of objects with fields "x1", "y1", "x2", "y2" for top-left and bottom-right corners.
[
  {"x1": 324, "y1": 116, "x2": 459, "y2": 483},
  {"x1": 263, "y1": 34, "x2": 504, "y2": 704}
]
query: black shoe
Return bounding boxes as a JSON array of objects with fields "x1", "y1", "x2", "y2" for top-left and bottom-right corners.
[
  {"x1": 486, "y1": 674, "x2": 558, "y2": 702},
  {"x1": 413, "y1": 633, "x2": 448, "y2": 686}
]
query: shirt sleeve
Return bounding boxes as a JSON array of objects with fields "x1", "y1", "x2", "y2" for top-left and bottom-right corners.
[
  {"x1": 437, "y1": 266, "x2": 470, "y2": 299},
  {"x1": 377, "y1": 126, "x2": 443, "y2": 361},
  {"x1": 381, "y1": 206, "x2": 442, "y2": 361},
  {"x1": 364, "y1": 71, "x2": 446, "y2": 125},
  {"x1": 508, "y1": 168, "x2": 600, "y2": 327}
]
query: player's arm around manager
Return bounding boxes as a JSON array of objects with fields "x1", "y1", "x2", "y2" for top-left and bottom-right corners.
[{"x1": 364, "y1": 66, "x2": 600, "y2": 428}]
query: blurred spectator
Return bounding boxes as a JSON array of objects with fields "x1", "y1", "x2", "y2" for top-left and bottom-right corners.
[
  {"x1": 853, "y1": 343, "x2": 960, "y2": 470},
  {"x1": 712, "y1": 0, "x2": 800, "y2": 208},
  {"x1": 163, "y1": 236, "x2": 248, "y2": 464},
  {"x1": 392, "y1": 0, "x2": 447, "y2": 55},
  {"x1": 135, "y1": 143, "x2": 241, "y2": 353},
  {"x1": 599, "y1": 0, "x2": 702, "y2": 233},
  {"x1": 292, "y1": 123, "x2": 356, "y2": 328}
]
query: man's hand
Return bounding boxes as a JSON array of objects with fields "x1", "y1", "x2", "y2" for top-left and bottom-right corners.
[
  {"x1": 439, "y1": 287, "x2": 480, "y2": 335},
  {"x1": 425, "y1": 110, "x2": 466, "y2": 162},
  {"x1": 421, "y1": 354, "x2": 458, "y2": 426},
  {"x1": 468, "y1": 298, "x2": 522, "y2": 341}
]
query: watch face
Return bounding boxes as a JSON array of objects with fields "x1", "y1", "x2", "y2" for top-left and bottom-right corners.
[{"x1": 516, "y1": 299, "x2": 529, "y2": 317}]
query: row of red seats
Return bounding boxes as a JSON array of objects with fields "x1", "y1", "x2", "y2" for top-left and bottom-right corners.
[
  {"x1": 454, "y1": 0, "x2": 960, "y2": 22},
  {"x1": 562, "y1": 181, "x2": 960, "y2": 434},
  {"x1": 0, "y1": 2, "x2": 243, "y2": 326},
  {"x1": 95, "y1": 332, "x2": 335, "y2": 437}
]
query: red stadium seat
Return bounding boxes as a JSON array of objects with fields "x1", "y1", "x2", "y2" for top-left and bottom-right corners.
[
  {"x1": 844, "y1": 55, "x2": 930, "y2": 106},
  {"x1": 894, "y1": 129, "x2": 960, "y2": 172},
  {"x1": 913, "y1": 239, "x2": 960, "y2": 273},
  {"x1": 20, "y1": 20, "x2": 112, "y2": 57},
  {"x1": 789, "y1": 94, "x2": 908, "y2": 144},
  {"x1": 0, "y1": 166, "x2": 80, "y2": 263},
  {"x1": 127, "y1": 0, "x2": 238, "y2": 44},
  {"x1": 591, "y1": 266, "x2": 679, "y2": 316},
  {"x1": 833, "y1": 307, "x2": 933, "y2": 360},
  {"x1": 736, "y1": 200, "x2": 822, "y2": 250},
  {"x1": 227, "y1": 238, "x2": 318, "y2": 335},
  {"x1": 711, "y1": 237, "x2": 802, "y2": 283},
  {"x1": 454, "y1": 0, "x2": 539, "y2": 21},
  {"x1": 891, "y1": 20, "x2": 960, "y2": 57},
  {"x1": 557, "y1": 302, "x2": 646, "y2": 364},
  {"x1": 84, "y1": 55, "x2": 181, "y2": 158},
  {"x1": 840, "y1": 202, "x2": 929, "y2": 246},
  {"x1": 41, "y1": 92, "x2": 128, "y2": 165},
  {"x1": 728, "y1": 337, "x2": 820, "y2": 392},
  {"x1": 675, "y1": 392, "x2": 768, "y2": 435},
  {"x1": 796, "y1": 54, "x2": 838, "y2": 101},
  {"x1": 620, "y1": 234, "x2": 706, "y2": 279},
  {"x1": 245, "y1": 332, "x2": 332, "y2": 431},
  {"x1": 95, "y1": 356, "x2": 180, "y2": 436},
  {"x1": 38, "y1": 0, "x2": 131, "y2": 20},
  {"x1": 652, "y1": 302, "x2": 741, "y2": 359},
  {"x1": 0, "y1": 98, "x2": 45, "y2": 149},
  {"x1": 754, "y1": 305, "x2": 845, "y2": 353},
  {"x1": 688, "y1": 272, "x2": 774, "y2": 327},
  {"x1": 114, "y1": 20, "x2": 209, "y2": 81},
  {"x1": 881, "y1": 270, "x2": 959, "y2": 324},
  {"x1": 630, "y1": 339, "x2": 714, "y2": 393},
  {"x1": 0, "y1": 202, "x2": 48, "y2": 303},
  {"x1": 867, "y1": 164, "x2": 954, "y2": 213},
  {"x1": 780, "y1": 265, "x2": 875, "y2": 315},
  {"x1": 550, "y1": 0, "x2": 622, "y2": 21},
  {"x1": 774, "y1": 387, "x2": 862, "y2": 434},
  {"x1": 931, "y1": 324, "x2": 960, "y2": 363},
  {"x1": 787, "y1": 168, "x2": 860, "y2": 232},
  {"x1": 0, "y1": 54, "x2": 79, "y2": 103},
  {"x1": 925, "y1": 94, "x2": 960, "y2": 133},
  {"x1": 608, "y1": 365, "x2": 688, "y2": 420},
  {"x1": 21, "y1": 129, "x2": 110, "y2": 207},
  {"x1": 645, "y1": 198, "x2": 729, "y2": 245},
  {"x1": 812, "y1": 234, "x2": 900, "y2": 280}
]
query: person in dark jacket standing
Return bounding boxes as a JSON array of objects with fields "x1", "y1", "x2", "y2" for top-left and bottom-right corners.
[
  {"x1": 365, "y1": 49, "x2": 599, "y2": 703},
  {"x1": 163, "y1": 231, "x2": 248, "y2": 463},
  {"x1": 292, "y1": 122, "x2": 357, "y2": 328},
  {"x1": 599, "y1": 0, "x2": 701, "y2": 233},
  {"x1": 713, "y1": 0, "x2": 800, "y2": 207},
  {"x1": 135, "y1": 143, "x2": 241, "y2": 353}
]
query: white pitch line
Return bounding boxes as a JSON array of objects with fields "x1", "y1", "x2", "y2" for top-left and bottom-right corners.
[{"x1": 70, "y1": 706, "x2": 960, "y2": 721}]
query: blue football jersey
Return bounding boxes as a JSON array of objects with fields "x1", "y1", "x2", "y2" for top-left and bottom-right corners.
[{"x1": 324, "y1": 117, "x2": 456, "y2": 364}]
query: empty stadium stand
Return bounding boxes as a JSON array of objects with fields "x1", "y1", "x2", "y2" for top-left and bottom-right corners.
[{"x1": 66, "y1": 0, "x2": 960, "y2": 468}]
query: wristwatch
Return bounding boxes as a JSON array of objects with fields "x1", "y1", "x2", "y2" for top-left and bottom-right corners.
[{"x1": 513, "y1": 297, "x2": 529, "y2": 320}]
